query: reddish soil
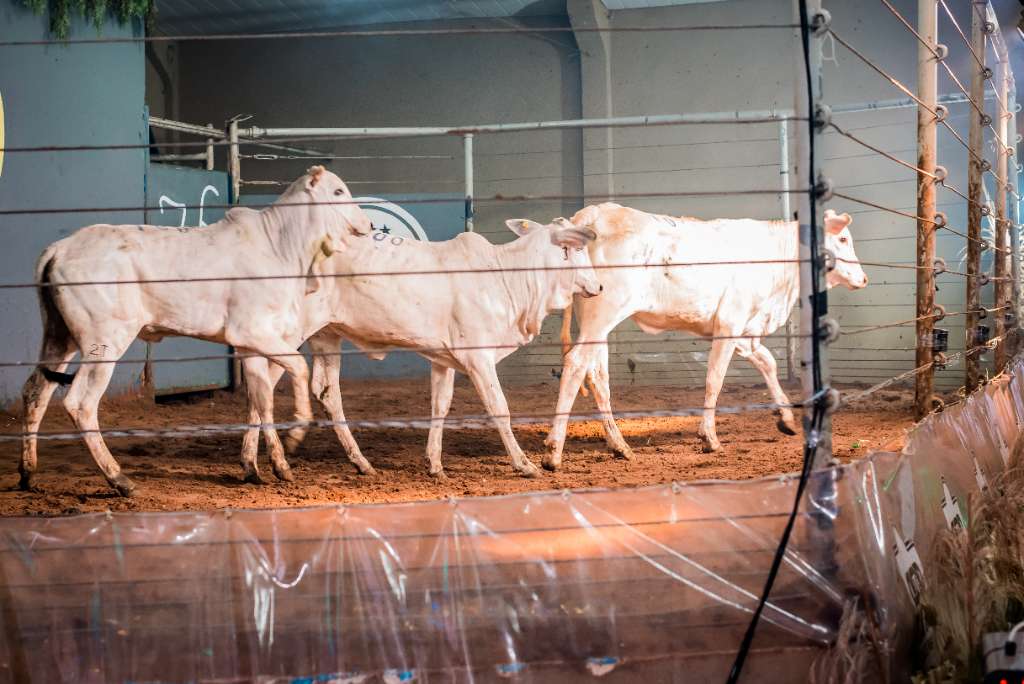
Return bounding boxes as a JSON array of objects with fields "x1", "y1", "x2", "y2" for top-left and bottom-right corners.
[{"x1": 0, "y1": 379, "x2": 914, "y2": 516}]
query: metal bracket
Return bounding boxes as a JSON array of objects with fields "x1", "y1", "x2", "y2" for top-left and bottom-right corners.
[
  {"x1": 812, "y1": 103, "x2": 832, "y2": 130},
  {"x1": 814, "y1": 175, "x2": 834, "y2": 202},
  {"x1": 934, "y1": 43, "x2": 949, "y2": 61},
  {"x1": 822, "y1": 387, "x2": 841, "y2": 415},
  {"x1": 933, "y1": 212, "x2": 947, "y2": 229},
  {"x1": 978, "y1": 273, "x2": 991, "y2": 288},
  {"x1": 820, "y1": 317, "x2": 841, "y2": 344},
  {"x1": 973, "y1": 324, "x2": 992, "y2": 347},
  {"x1": 932, "y1": 327, "x2": 949, "y2": 352},
  {"x1": 933, "y1": 256, "x2": 947, "y2": 275},
  {"x1": 981, "y1": 159, "x2": 993, "y2": 172},
  {"x1": 933, "y1": 166, "x2": 948, "y2": 183},
  {"x1": 935, "y1": 104, "x2": 949, "y2": 122},
  {"x1": 932, "y1": 304, "x2": 947, "y2": 323},
  {"x1": 930, "y1": 394, "x2": 946, "y2": 411},
  {"x1": 810, "y1": 9, "x2": 832, "y2": 36},
  {"x1": 822, "y1": 247, "x2": 836, "y2": 272},
  {"x1": 981, "y1": 204, "x2": 991, "y2": 216},
  {"x1": 933, "y1": 352, "x2": 948, "y2": 371},
  {"x1": 983, "y1": 21, "x2": 996, "y2": 36},
  {"x1": 982, "y1": 65, "x2": 995, "y2": 80},
  {"x1": 982, "y1": 239, "x2": 993, "y2": 252},
  {"x1": 981, "y1": 113, "x2": 993, "y2": 127}
]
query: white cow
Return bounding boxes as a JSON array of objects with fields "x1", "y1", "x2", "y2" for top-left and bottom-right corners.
[
  {"x1": 546, "y1": 204, "x2": 868, "y2": 468},
  {"x1": 239, "y1": 218, "x2": 602, "y2": 480},
  {"x1": 20, "y1": 167, "x2": 372, "y2": 496}
]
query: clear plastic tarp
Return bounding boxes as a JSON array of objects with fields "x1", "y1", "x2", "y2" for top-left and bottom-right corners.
[{"x1": 1, "y1": 360, "x2": 1022, "y2": 683}]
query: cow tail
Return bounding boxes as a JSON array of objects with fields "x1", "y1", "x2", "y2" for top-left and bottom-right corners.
[{"x1": 35, "y1": 248, "x2": 76, "y2": 386}]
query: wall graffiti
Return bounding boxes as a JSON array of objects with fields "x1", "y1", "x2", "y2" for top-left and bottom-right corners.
[{"x1": 158, "y1": 184, "x2": 220, "y2": 227}]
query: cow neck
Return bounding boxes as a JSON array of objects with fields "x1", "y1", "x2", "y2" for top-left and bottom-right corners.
[
  {"x1": 494, "y1": 231, "x2": 554, "y2": 339},
  {"x1": 259, "y1": 198, "x2": 325, "y2": 279}
]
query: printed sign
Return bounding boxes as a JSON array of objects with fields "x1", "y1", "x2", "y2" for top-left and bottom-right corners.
[
  {"x1": 356, "y1": 197, "x2": 429, "y2": 242},
  {"x1": 940, "y1": 478, "x2": 965, "y2": 530},
  {"x1": 892, "y1": 526, "x2": 925, "y2": 607}
]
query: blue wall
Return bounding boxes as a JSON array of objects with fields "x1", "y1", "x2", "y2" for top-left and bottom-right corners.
[{"x1": 0, "y1": 4, "x2": 147, "y2": 404}]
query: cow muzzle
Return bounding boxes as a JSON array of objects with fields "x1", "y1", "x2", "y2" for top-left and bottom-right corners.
[{"x1": 581, "y1": 283, "x2": 603, "y2": 298}]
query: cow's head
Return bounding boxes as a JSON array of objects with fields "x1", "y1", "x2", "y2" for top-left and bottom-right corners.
[
  {"x1": 301, "y1": 165, "x2": 373, "y2": 249},
  {"x1": 824, "y1": 209, "x2": 868, "y2": 290},
  {"x1": 505, "y1": 217, "x2": 602, "y2": 307}
]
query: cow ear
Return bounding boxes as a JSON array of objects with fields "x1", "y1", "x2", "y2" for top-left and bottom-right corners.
[
  {"x1": 505, "y1": 219, "x2": 544, "y2": 236},
  {"x1": 824, "y1": 210, "x2": 852, "y2": 234},
  {"x1": 305, "y1": 237, "x2": 335, "y2": 295},
  {"x1": 551, "y1": 227, "x2": 596, "y2": 249},
  {"x1": 305, "y1": 165, "x2": 326, "y2": 191}
]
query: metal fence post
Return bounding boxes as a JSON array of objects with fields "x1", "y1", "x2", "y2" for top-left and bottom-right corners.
[
  {"x1": 205, "y1": 123, "x2": 215, "y2": 171},
  {"x1": 965, "y1": 2, "x2": 987, "y2": 392},
  {"x1": 227, "y1": 119, "x2": 243, "y2": 391},
  {"x1": 1010, "y1": 89, "x2": 1021, "y2": 330},
  {"x1": 228, "y1": 120, "x2": 241, "y2": 206},
  {"x1": 793, "y1": 0, "x2": 831, "y2": 469},
  {"x1": 779, "y1": 119, "x2": 799, "y2": 383},
  {"x1": 914, "y1": 0, "x2": 939, "y2": 419},
  {"x1": 463, "y1": 133, "x2": 474, "y2": 233},
  {"x1": 995, "y1": 54, "x2": 1011, "y2": 371}
]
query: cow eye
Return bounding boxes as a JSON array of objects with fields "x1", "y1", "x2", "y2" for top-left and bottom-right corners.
[
  {"x1": 839, "y1": 237, "x2": 849, "y2": 244},
  {"x1": 334, "y1": 188, "x2": 346, "y2": 196}
]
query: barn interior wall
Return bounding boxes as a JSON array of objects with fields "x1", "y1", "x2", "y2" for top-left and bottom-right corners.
[
  {"x1": 169, "y1": 0, "x2": 1011, "y2": 394},
  {"x1": 0, "y1": 4, "x2": 148, "y2": 405}
]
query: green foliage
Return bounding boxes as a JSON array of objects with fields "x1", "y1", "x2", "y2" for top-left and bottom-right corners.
[{"x1": 21, "y1": 0, "x2": 155, "y2": 40}]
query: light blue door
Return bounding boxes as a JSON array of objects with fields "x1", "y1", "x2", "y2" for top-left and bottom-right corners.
[{"x1": 144, "y1": 163, "x2": 232, "y2": 395}]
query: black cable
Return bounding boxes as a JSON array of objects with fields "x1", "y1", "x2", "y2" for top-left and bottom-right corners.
[{"x1": 727, "y1": 2, "x2": 824, "y2": 680}]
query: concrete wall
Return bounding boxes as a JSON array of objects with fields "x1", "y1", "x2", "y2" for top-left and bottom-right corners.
[
  {"x1": 169, "y1": 0, "x2": 1015, "y2": 392},
  {"x1": 0, "y1": 4, "x2": 147, "y2": 404}
]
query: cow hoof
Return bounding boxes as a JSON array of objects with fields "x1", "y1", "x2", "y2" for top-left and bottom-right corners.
[
  {"x1": 542, "y1": 456, "x2": 561, "y2": 472},
  {"x1": 111, "y1": 474, "x2": 136, "y2": 498},
  {"x1": 358, "y1": 464, "x2": 378, "y2": 477},
  {"x1": 242, "y1": 469, "x2": 264, "y2": 485},
  {"x1": 284, "y1": 435, "x2": 302, "y2": 457},
  {"x1": 777, "y1": 417, "x2": 799, "y2": 436},
  {"x1": 429, "y1": 468, "x2": 448, "y2": 481},
  {"x1": 272, "y1": 465, "x2": 295, "y2": 483},
  {"x1": 519, "y1": 462, "x2": 542, "y2": 478},
  {"x1": 612, "y1": 444, "x2": 636, "y2": 461},
  {"x1": 701, "y1": 441, "x2": 723, "y2": 454}
]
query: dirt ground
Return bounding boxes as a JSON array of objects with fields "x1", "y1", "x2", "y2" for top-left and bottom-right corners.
[{"x1": 0, "y1": 379, "x2": 914, "y2": 516}]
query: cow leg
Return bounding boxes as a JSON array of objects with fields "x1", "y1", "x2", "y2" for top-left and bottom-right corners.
[
  {"x1": 739, "y1": 341, "x2": 798, "y2": 436},
  {"x1": 699, "y1": 336, "x2": 739, "y2": 453},
  {"x1": 426, "y1": 363, "x2": 455, "y2": 478},
  {"x1": 62, "y1": 352, "x2": 135, "y2": 496},
  {"x1": 241, "y1": 353, "x2": 295, "y2": 482},
  {"x1": 544, "y1": 342, "x2": 591, "y2": 471},
  {"x1": 590, "y1": 343, "x2": 634, "y2": 461},
  {"x1": 308, "y1": 333, "x2": 375, "y2": 475},
  {"x1": 239, "y1": 355, "x2": 276, "y2": 484},
  {"x1": 20, "y1": 339, "x2": 77, "y2": 491},
  {"x1": 463, "y1": 356, "x2": 540, "y2": 477}
]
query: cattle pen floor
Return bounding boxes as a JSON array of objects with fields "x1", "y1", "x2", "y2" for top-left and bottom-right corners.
[{"x1": 0, "y1": 379, "x2": 914, "y2": 516}]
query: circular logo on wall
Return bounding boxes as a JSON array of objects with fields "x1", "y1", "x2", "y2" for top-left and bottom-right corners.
[{"x1": 355, "y1": 197, "x2": 428, "y2": 242}]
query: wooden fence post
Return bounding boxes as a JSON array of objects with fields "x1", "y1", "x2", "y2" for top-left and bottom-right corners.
[
  {"x1": 965, "y1": 1, "x2": 987, "y2": 392},
  {"x1": 914, "y1": 0, "x2": 939, "y2": 419}
]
